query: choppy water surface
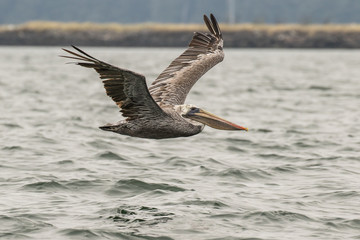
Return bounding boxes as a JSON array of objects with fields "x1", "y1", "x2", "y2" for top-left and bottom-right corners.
[{"x1": 1, "y1": 47, "x2": 360, "y2": 240}]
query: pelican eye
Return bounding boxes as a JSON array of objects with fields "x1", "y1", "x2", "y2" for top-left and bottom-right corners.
[{"x1": 188, "y1": 107, "x2": 199, "y2": 114}]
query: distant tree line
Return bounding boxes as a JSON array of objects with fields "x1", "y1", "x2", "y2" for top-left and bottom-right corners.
[{"x1": 2, "y1": 22, "x2": 360, "y2": 48}]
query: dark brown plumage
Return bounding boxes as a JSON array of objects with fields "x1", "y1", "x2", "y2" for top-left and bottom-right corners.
[{"x1": 61, "y1": 14, "x2": 247, "y2": 139}]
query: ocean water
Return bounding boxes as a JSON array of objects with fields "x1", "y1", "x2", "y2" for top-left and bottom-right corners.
[{"x1": 0, "y1": 46, "x2": 360, "y2": 240}]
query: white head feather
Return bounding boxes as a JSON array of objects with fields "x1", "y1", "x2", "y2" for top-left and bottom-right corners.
[{"x1": 174, "y1": 104, "x2": 199, "y2": 116}]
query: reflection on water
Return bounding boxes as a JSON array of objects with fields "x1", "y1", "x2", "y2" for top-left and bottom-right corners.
[{"x1": 0, "y1": 47, "x2": 360, "y2": 240}]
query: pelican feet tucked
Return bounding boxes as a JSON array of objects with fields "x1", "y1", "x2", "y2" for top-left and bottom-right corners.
[{"x1": 61, "y1": 14, "x2": 248, "y2": 139}]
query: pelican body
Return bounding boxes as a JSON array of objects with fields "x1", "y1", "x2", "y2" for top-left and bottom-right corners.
[{"x1": 62, "y1": 14, "x2": 247, "y2": 139}]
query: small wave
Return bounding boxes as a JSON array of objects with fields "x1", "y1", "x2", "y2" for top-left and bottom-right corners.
[
  {"x1": 183, "y1": 200, "x2": 228, "y2": 208},
  {"x1": 126, "y1": 234, "x2": 175, "y2": 240},
  {"x1": 64, "y1": 179, "x2": 106, "y2": 191},
  {"x1": 286, "y1": 129, "x2": 308, "y2": 135},
  {"x1": 257, "y1": 128, "x2": 272, "y2": 133},
  {"x1": 96, "y1": 151, "x2": 127, "y2": 160},
  {"x1": 246, "y1": 88, "x2": 258, "y2": 93},
  {"x1": 116, "y1": 179, "x2": 185, "y2": 192},
  {"x1": 226, "y1": 138, "x2": 254, "y2": 144},
  {"x1": 22, "y1": 181, "x2": 68, "y2": 191},
  {"x1": 108, "y1": 205, "x2": 174, "y2": 228},
  {"x1": 273, "y1": 86, "x2": 297, "y2": 91},
  {"x1": 0, "y1": 214, "x2": 53, "y2": 236},
  {"x1": 86, "y1": 139, "x2": 114, "y2": 149},
  {"x1": 32, "y1": 133, "x2": 58, "y2": 145},
  {"x1": 227, "y1": 146, "x2": 247, "y2": 153},
  {"x1": 68, "y1": 228, "x2": 176, "y2": 240},
  {"x1": 59, "y1": 228, "x2": 99, "y2": 239},
  {"x1": 106, "y1": 179, "x2": 185, "y2": 196},
  {"x1": 271, "y1": 165, "x2": 298, "y2": 173},
  {"x1": 209, "y1": 237, "x2": 264, "y2": 240},
  {"x1": 323, "y1": 217, "x2": 360, "y2": 231},
  {"x1": 217, "y1": 168, "x2": 272, "y2": 180},
  {"x1": 56, "y1": 159, "x2": 74, "y2": 164},
  {"x1": 319, "y1": 190, "x2": 360, "y2": 200},
  {"x1": 243, "y1": 210, "x2": 314, "y2": 223},
  {"x1": 309, "y1": 85, "x2": 332, "y2": 91},
  {"x1": 2, "y1": 123, "x2": 22, "y2": 128},
  {"x1": 205, "y1": 157, "x2": 226, "y2": 166},
  {"x1": 0, "y1": 233, "x2": 31, "y2": 239},
  {"x1": 294, "y1": 141, "x2": 316, "y2": 148},
  {"x1": 306, "y1": 156, "x2": 341, "y2": 161},
  {"x1": 2, "y1": 145, "x2": 23, "y2": 151},
  {"x1": 70, "y1": 116, "x2": 83, "y2": 121},
  {"x1": 210, "y1": 213, "x2": 241, "y2": 219},
  {"x1": 103, "y1": 230, "x2": 173, "y2": 240},
  {"x1": 256, "y1": 153, "x2": 288, "y2": 160},
  {"x1": 342, "y1": 219, "x2": 360, "y2": 229},
  {"x1": 201, "y1": 166, "x2": 272, "y2": 181},
  {"x1": 163, "y1": 156, "x2": 198, "y2": 168}
]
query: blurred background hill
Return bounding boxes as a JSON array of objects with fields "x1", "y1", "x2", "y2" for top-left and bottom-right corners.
[
  {"x1": 1, "y1": 0, "x2": 360, "y2": 24},
  {"x1": 2, "y1": 0, "x2": 360, "y2": 47}
]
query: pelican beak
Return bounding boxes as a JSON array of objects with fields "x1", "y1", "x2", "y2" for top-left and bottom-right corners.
[{"x1": 184, "y1": 108, "x2": 248, "y2": 131}]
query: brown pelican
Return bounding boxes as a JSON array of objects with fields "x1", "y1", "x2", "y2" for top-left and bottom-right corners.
[{"x1": 62, "y1": 14, "x2": 247, "y2": 139}]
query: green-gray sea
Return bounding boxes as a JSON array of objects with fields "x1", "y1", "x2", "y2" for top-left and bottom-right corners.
[{"x1": 1, "y1": 47, "x2": 359, "y2": 240}]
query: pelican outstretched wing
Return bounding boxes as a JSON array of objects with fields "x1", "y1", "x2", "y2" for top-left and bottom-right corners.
[
  {"x1": 149, "y1": 14, "x2": 224, "y2": 107},
  {"x1": 61, "y1": 46, "x2": 167, "y2": 121}
]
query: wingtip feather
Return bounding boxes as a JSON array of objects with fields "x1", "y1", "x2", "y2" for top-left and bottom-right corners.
[
  {"x1": 210, "y1": 14, "x2": 222, "y2": 38},
  {"x1": 203, "y1": 14, "x2": 215, "y2": 35},
  {"x1": 203, "y1": 14, "x2": 222, "y2": 38}
]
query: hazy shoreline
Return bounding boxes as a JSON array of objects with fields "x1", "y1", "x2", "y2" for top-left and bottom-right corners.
[{"x1": 1, "y1": 21, "x2": 360, "y2": 48}]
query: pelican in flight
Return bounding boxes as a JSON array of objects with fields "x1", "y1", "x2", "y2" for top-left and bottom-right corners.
[{"x1": 62, "y1": 14, "x2": 247, "y2": 139}]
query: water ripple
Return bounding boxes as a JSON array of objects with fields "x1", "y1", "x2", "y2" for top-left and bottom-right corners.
[
  {"x1": 96, "y1": 151, "x2": 127, "y2": 161},
  {"x1": 216, "y1": 168, "x2": 272, "y2": 180},
  {"x1": 0, "y1": 215, "x2": 53, "y2": 236},
  {"x1": 108, "y1": 205, "x2": 174, "y2": 229},
  {"x1": 182, "y1": 200, "x2": 228, "y2": 208},
  {"x1": 59, "y1": 228, "x2": 99, "y2": 239},
  {"x1": 106, "y1": 179, "x2": 186, "y2": 197},
  {"x1": 2, "y1": 48, "x2": 360, "y2": 240},
  {"x1": 243, "y1": 210, "x2": 314, "y2": 223},
  {"x1": 22, "y1": 181, "x2": 68, "y2": 191}
]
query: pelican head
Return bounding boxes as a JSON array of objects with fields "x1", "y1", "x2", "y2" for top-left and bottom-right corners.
[{"x1": 177, "y1": 104, "x2": 248, "y2": 131}]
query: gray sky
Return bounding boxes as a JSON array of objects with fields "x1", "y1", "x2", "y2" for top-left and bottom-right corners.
[{"x1": 1, "y1": 0, "x2": 360, "y2": 24}]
